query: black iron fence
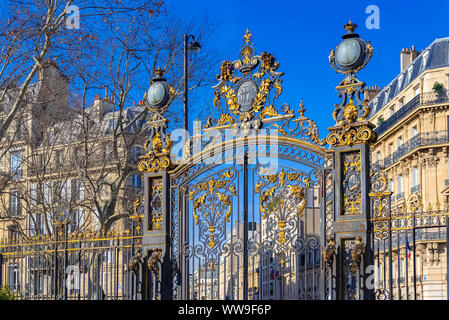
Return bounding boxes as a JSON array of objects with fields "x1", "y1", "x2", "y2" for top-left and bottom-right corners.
[
  {"x1": 371, "y1": 205, "x2": 449, "y2": 300},
  {"x1": 0, "y1": 223, "x2": 143, "y2": 300}
]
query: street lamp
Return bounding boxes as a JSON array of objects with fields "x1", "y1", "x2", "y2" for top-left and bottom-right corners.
[
  {"x1": 146, "y1": 66, "x2": 170, "y2": 110},
  {"x1": 183, "y1": 34, "x2": 201, "y2": 136}
]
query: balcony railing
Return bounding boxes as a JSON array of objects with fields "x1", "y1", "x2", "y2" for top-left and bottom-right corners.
[
  {"x1": 376, "y1": 130, "x2": 449, "y2": 169},
  {"x1": 375, "y1": 95, "x2": 421, "y2": 136},
  {"x1": 411, "y1": 184, "x2": 420, "y2": 194},
  {"x1": 422, "y1": 90, "x2": 449, "y2": 105},
  {"x1": 375, "y1": 91, "x2": 449, "y2": 136}
]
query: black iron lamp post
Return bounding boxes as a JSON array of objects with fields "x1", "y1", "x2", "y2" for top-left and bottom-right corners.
[{"x1": 183, "y1": 34, "x2": 201, "y2": 136}]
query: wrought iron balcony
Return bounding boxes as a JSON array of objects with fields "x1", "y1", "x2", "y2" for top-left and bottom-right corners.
[
  {"x1": 376, "y1": 130, "x2": 449, "y2": 169},
  {"x1": 375, "y1": 91, "x2": 449, "y2": 136},
  {"x1": 375, "y1": 95, "x2": 421, "y2": 136},
  {"x1": 411, "y1": 184, "x2": 420, "y2": 194},
  {"x1": 375, "y1": 90, "x2": 449, "y2": 135},
  {"x1": 422, "y1": 90, "x2": 449, "y2": 105},
  {"x1": 383, "y1": 155, "x2": 393, "y2": 168}
]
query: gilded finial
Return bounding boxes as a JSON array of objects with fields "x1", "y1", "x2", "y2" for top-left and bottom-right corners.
[
  {"x1": 155, "y1": 66, "x2": 165, "y2": 77},
  {"x1": 298, "y1": 98, "x2": 306, "y2": 117},
  {"x1": 243, "y1": 28, "x2": 252, "y2": 45},
  {"x1": 344, "y1": 20, "x2": 357, "y2": 33}
]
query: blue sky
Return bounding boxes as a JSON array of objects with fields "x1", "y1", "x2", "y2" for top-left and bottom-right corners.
[{"x1": 165, "y1": 0, "x2": 449, "y2": 131}]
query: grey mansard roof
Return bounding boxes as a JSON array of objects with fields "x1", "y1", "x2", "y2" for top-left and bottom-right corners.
[{"x1": 369, "y1": 37, "x2": 449, "y2": 117}]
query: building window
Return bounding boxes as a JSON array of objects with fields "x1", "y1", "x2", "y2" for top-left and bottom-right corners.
[
  {"x1": 73, "y1": 180, "x2": 85, "y2": 201},
  {"x1": 11, "y1": 151, "x2": 21, "y2": 180},
  {"x1": 375, "y1": 151, "x2": 381, "y2": 162},
  {"x1": 397, "y1": 175, "x2": 404, "y2": 200},
  {"x1": 130, "y1": 146, "x2": 141, "y2": 162},
  {"x1": 416, "y1": 256, "x2": 421, "y2": 277},
  {"x1": 7, "y1": 225, "x2": 18, "y2": 242},
  {"x1": 30, "y1": 213, "x2": 43, "y2": 236},
  {"x1": 412, "y1": 166, "x2": 419, "y2": 187},
  {"x1": 392, "y1": 263, "x2": 396, "y2": 282},
  {"x1": 71, "y1": 209, "x2": 85, "y2": 233},
  {"x1": 74, "y1": 147, "x2": 83, "y2": 164},
  {"x1": 55, "y1": 150, "x2": 63, "y2": 167},
  {"x1": 389, "y1": 105, "x2": 395, "y2": 117},
  {"x1": 38, "y1": 154, "x2": 45, "y2": 170},
  {"x1": 43, "y1": 182, "x2": 53, "y2": 204},
  {"x1": 62, "y1": 180, "x2": 71, "y2": 202},
  {"x1": 131, "y1": 174, "x2": 141, "y2": 188},
  {"x1": 8, "y1": 265, "x2": 19, "y2": 291},
  {"x1": 378, "y1": 263, "x2": 383, "y2": 286},
  {"x1": 397, "y1": 136, "x2": 403, "y2": 148},
  {"x1": 103, "y1": 143, "x2": 112, "y2": 160},
  {"x1": 9, "y1": 190, "x2": 20, "y2": 217},
  {"x1": 411, "y1": 126, "x2": 418, "y2": 138},
  {"x1": 399, "y1": 98, "x2": 404, "y2": 109},
  {"x1": 17, "y1": 120, "x2": 26, "y2": 138},
  {"x1": 108, "y1": 119, "x2": 118, "y2": 132},
  {"x1": 93, "y1": 210, "x2": 100, "y2": 231},
  {"x1": 48, "y1": 128, "x2": 55, "y2": 143},
  {"x1": 400, "y1": 258, "x2": 405, "y2": 281},
  {"x1": 31, "y1": 183, "x2": 38, "y2": 206}
]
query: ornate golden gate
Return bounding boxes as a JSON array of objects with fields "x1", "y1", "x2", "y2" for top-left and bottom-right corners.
[{"x1": 136, "y1": 22, "x2": 390, "y2": 300}]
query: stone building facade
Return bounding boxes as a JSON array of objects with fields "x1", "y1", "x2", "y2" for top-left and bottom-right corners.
[
  {"x1": 368, "y1": 38, "x2": 449, "y2": 299},
  {"x1": 0, "y1": 61, "x2": 145, "y2": 242}
]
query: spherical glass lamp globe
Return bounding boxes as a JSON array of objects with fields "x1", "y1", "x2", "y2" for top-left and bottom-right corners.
[
  {"x1": 335, "y1": 38, "x2": 362, "y2": 69},
  {"x1": 147, "y1": 81, "x2": 169, "y2": 109}
]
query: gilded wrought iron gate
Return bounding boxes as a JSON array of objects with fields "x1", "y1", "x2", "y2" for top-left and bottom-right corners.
[
  {"x1": 163, "y1": 30, "x2": 330, "y2": 300},
  {"x1": 137, "y1": 23, "x2": 418, "y2": 301},
  {"x1": 171, "y1": 142, "x2": 326, "y2": 300}
]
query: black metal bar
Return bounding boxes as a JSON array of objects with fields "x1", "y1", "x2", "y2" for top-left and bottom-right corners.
[
  {"x1": 242, "y1": 151, "x2": 249, "y2": 300},
  {"x1": 388, "y1": 222, "x2": 393, "y2": 299},
  {"x1": 183, "y1": 33, "x2": 188, "y2": 136},
  {"x1": 0, "y1": 253, "x2": 2, "y2": 288},
  {"x1": 64, "y1": 223, "x2": 68, "y2": 300},
  {"x1": 405, "y1": 229, "x2": 409, "y2": 300},
  {"x1": 54, "y1": 234, "x2": 58, "y2": 300},
  {"x1": 446, "y1": 217, "x2": 449, "y2": 300},
  {"x1": 397, "y1": 232, "x2": 401, "y2": 299},
  {"x1": 412, "y1": 213, "x2": 417, "y2": 300}
]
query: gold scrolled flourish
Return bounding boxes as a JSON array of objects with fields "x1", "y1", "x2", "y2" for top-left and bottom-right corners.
[
  {"x1": 326, "y1": 125, "x2": 375, "y2": 147},
  {"x1": 138, "y1": 155, "x2": 171, "y2": 173},
  {"x1": 189, "y1": 173, "x2": 236, "y2": 249}
]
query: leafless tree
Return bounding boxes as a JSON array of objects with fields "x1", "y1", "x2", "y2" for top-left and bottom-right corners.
[{"x1": 0, "y1": 1, "x2": 219, "y2": 240}]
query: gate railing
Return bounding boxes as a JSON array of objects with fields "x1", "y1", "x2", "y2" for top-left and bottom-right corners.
[
  {"x1": 371, "y1": 206, "x2": 449, "y2": 300},
  {"x1": 0, "y1": 226, "x2": 143, "y2": 300}
]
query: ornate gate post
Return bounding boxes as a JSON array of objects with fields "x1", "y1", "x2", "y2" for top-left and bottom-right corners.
[
  {"x1": 136, "y1": 68, "x2": 174, "y2": 300},
  {"x1": 325, "y1": 21, "x2": 376, "y2": 300}
]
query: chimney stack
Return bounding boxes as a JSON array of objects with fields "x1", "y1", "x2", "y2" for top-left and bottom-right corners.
[
  {"x1": 400, "y1": 46, "x2": 420, "y2": 72},
  {"x1": 365, "y1": 85, "x2": 381, "y2": 102}
]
